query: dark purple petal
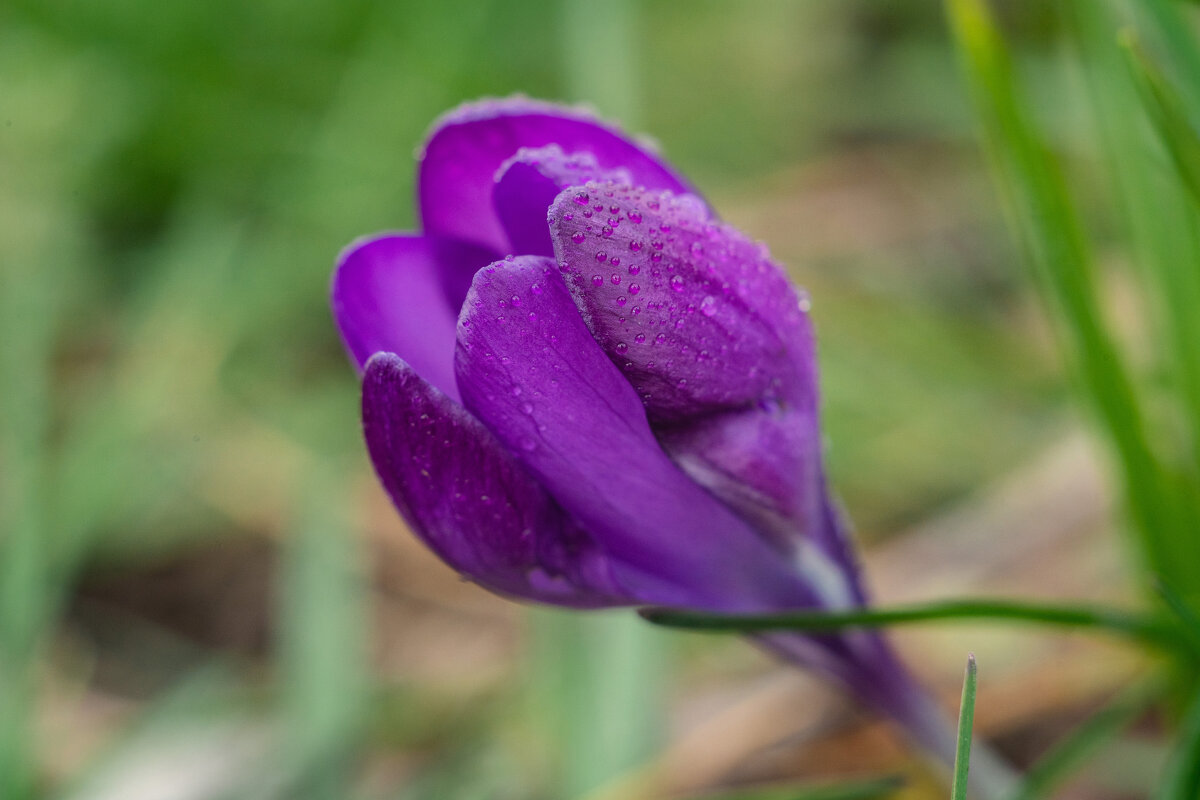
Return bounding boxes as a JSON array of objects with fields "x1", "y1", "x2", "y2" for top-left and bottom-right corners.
[
  {"x1": 548, "y1": 182, "x2": 815, "y2": 421},
  {"x1": 332, "y1": 234, "x2": 496, "y2": 399},
  {"x1": 656, "y1": 402, "x2": 820, "y2": 547},
  {"x1": 454, "y1": 256, "x2": 818, "y2": 611},
  {"x1": 362, "y1": 353, "x2": 631, "y2": 607},
  {"x1": 493, "y1": 146, "x2": 634, "y2": 258},
  {"x1": 419, "y1": 97, "x2": 696, "y2": 254}
]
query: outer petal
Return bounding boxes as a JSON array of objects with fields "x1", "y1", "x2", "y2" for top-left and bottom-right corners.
[
  {"x1": 362, "y1": 353, "x2": 630, "y2": 607},
  {"x1": 419, "y1": 97, "x2": 696, "y2": 254},
  {"x1": 548, "y1": 182, "x2": 814, "y2": 421},
  {"x1": 493, "y1": 145, "x2": 633, "y2": 258},
  {"x1": 332, "y1": 234, "x2": 496, "y2": 399},
  {"x1": 657, "y1": 402, "x2": 821, "y2": 549},
  {"x1": 454, "y1": 256, "x2": 819, "y2": 612}
]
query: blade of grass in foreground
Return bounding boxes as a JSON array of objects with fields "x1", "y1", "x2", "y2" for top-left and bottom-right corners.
[
  {"x1": 279, "y1": 471, "x2": 367, "y2": 800},
  {"x1": 686, "y1": 775, "x2": 904, "y2": 800},
  {"x1": 0, "y1": 253, "x2": 59, "y2": 800},
  {"x1": 1006, "y1": 679, "x2": 1161, "y2": 800},
  {"x1": 1122, "y1": 32, "x2": 1200, "y2": 213},
  {"x1": 1068, "y1": 0, "x2": 1200, "y2": 511},
  {"x1": 639, "y1": 599, "x2": 1182, "y2": 652},
  {"x1": 1158, "y1": 686, "x2": 1200, "y2": 799},
  {"x1": 945, "y1": 0, "x2": 1182, "y2": 588},
  {"x1": 952, "y1": 655, "x2": 978, "y2": 800}
]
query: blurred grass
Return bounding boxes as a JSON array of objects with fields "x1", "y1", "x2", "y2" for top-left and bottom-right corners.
[{"x1": 0, "y1": 0, "x2": 1178, "y2": 797}]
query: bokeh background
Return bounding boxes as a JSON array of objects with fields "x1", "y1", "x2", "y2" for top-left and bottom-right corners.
[{"x1": 0, "y1": 1, "x2": 1165, "y2": 797}]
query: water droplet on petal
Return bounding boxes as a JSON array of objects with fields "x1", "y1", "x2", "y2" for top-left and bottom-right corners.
[
  {"x1": 700, "y1": 295, "x2": 716, "y2": 316},
  {"x1": 571, "y1": 231, "x2": 586, "y2": 244},
  {"x1": 669, "y1": 275, "x2": 685, "y2": 292}
]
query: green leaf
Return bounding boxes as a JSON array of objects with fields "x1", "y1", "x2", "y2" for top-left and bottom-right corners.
[
  {"x1": 639, "y1": 598, "x2": 1184, "y2": 652},
  {"x1": 1121, "y1": 31, "x2": 1200, "y2": 210},
  {"x1": 952, "y1": 655, "x2": 978, "y2": 800},
  {"x1": 1154, "y1": 579, "x2": 1200, "y2": 657},
  {"x1": 279, "y1": 471, "x2": 368, "y2": 800},
  {"x1": 945, "y1": 0, "x2": 1182, "y2": 594},
  {"x1": 1007, "y1": 679, "x2": 1162, "y2": 800},
  {"x1": 686, "y1": 774, "x2": 904, "y2": 800},
  {"x1": 1159, "y1": 686, "x2": 1200, "y2": 799}
]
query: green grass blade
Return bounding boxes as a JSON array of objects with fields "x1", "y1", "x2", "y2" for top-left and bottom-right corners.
[
  {"x1": 1122, "y1": 31, "x2": 1200, "y2": 210},
  {"x1": 945, "y1": 0, "x2": 1178, "y2": 582},
  {"x1": 952, "y1": 655, "x2": 978, "y2": 800},
  {"x1": 687, "y1": 775, "x2": 904, "y2": 800},
  {"x1": 639, "y1": 599, "x2": 1182, "y2": 651},
  {"x1": 0, "y1": 236, "x2": 59, "y2": 800},
  {"x1": 1159, "y1": 686, "x2": 1200, "y2": 799},
  {"x1": 1007, "y1": 679, "x2": 1161, "y2": 800},
  {"x1": 529, "y1": 609, "x2": 666, "y2": 799},
  {"x1": 1136, "y1": 0, "x2": 1200, "y2": 118},
  {"x1": 1064, "y1": 0, "x2": 1200, "y2": 603},
  {"x1": 279, "y1": 471, "x2": 367, "y2": 800},
  {"x1": 1154, "y1": 579, "x2": 1200, "y2": 657}
]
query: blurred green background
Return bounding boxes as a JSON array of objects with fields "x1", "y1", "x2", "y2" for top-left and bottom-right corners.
[{"x1": 1, "y1": 0, "x2": 1156, "y2": 797}]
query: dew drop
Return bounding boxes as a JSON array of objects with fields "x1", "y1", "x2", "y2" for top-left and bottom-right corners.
[
  {"x1": 571, "y1": 231, "x2": 586, "y2": 244},
  {"x1": 574, "y1": 191, "x2": 590, "y2": 205},
  {"x1": 610, "y1": 274, "x2": 621, "y2": 285},
  {"x1": 699, "y1": 295, "x2": 716, "y2": 316},
  {"x1": 629, "y1": 283, "x2": 640, "y2": 295},
  {"x1": 602, "y1": 226, "x2": 614, "y2": 238},
  {"x1": 595, "y1": 251, "x2": 607, "y2": 263},
  {"x1": 669, "y1": 275, "x2": 685, "y2": 292},
  {"x1": 629, "y1": 240, "x2": 643, "y2": 252},
  {"x1": 615, "y1": 342, "x2": 628, "y2": 354},
  {"x1": 616, "y1": 296, "x2": 627, "y2": 307},
  {"x1": 592, "y1": 274, "x2": 604, "y2": 287},
  {"x1": 635, "y1": 333, "x2": 646, "y2": 344}
]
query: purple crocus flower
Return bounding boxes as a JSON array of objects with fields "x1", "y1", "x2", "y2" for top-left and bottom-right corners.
[{"x1": 331, "y1": 97, "x2": 1008, "y2": 787}]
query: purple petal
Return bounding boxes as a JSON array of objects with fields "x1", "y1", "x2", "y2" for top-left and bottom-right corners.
[
  {"x1": 419, "y1": 97, "x2": 696, "y2": 254},
  {"x1": 454, "y1": 256, "x2": 818, "y2": 611},
  {"x1": 362, "y1": 352, "x2": 631, "y2": 607},
  {"x1": 657, "y1": 402, "x2": 821, "y2": 549},
  {"x1": 548, "y1": 182, "x2": 815, "y2": 422},
  {"x1": 493, "y1": 145, "x2": 633, "y2": 258},
  {"x1": 331, "y1": 234, "x2": 495, "y2": 400}
]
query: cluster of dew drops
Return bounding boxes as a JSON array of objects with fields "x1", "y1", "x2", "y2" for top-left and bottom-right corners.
[{"x1": 551, "y1": 182, "x2": 809, "y2": 401}]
